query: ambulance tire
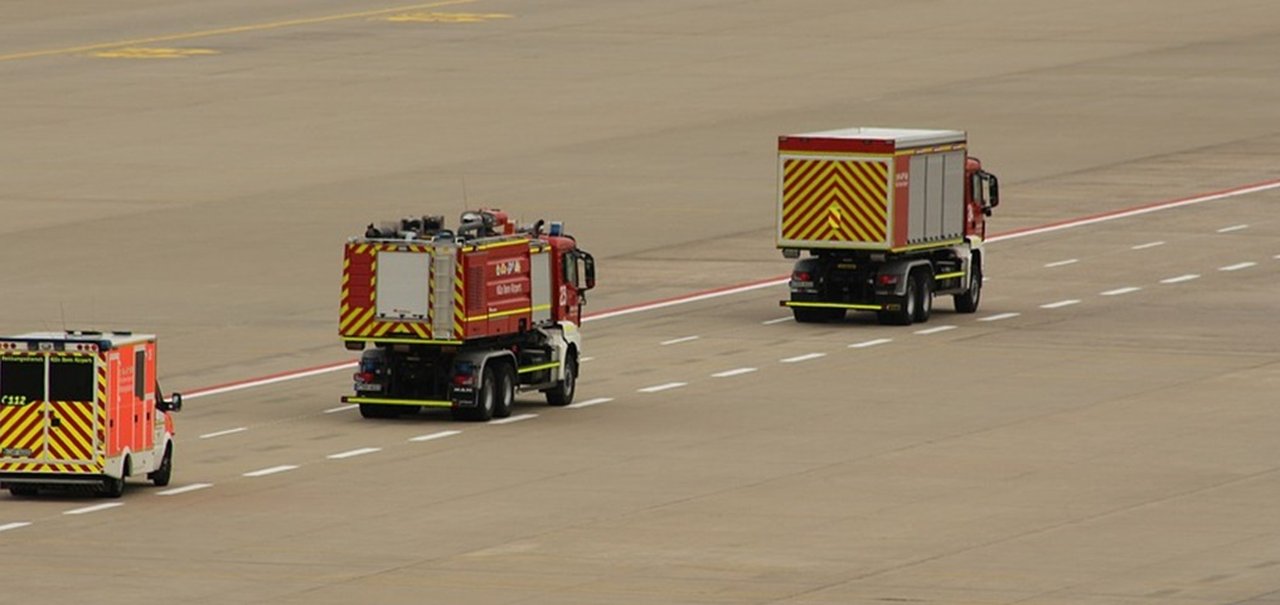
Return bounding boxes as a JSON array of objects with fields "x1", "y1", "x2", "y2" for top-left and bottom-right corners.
[
  {"x1": 878, "y1": 276, "x2": 917, "y2": 326},
  {"x1": 359, "y1": 403, "x2": 399, "y2": 419},
  {"x1": 8, "y1": 485, "x2": 37, "y2": 497},
  {"x1": 149, "y1": 444, "x2": 173, "y2": 487},
  {"x1": 545, "y1": 353, "x2": 577, "y2": 407},
  {"x1": 912, "y1": 271, "x2": 933, "y2": 324},
  {"x1": 954, "y1": 262, "x2": 982, "y2": 313},
  {"x1": 102, "y1": 457, "x2": 128, "y2": 498},
  {"x1": 493, "y1": 363, "x2": 515, "y2": 419}
]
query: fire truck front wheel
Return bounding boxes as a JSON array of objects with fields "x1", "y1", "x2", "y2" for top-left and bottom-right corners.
[
  {"x1": 545, "y1": 353, "x2": 577, "y2": 407},
  {"x1": 149, "y1": 444, "x2": 173, "y2": 487}
]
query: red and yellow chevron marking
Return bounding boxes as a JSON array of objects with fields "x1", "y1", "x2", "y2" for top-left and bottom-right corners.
[
  {"x1": 96, "y1": 361, "x2": 107, "y2": 468},
  {"x1": 45, "y1": 400, "x2": 95, "y2": 463},
  {"x1": 0, "y1": 399, "x2": 47, "y2": 461},
  {"x1": 781, "y1": 158, "x2": 889, "y2": 243},
  {"x1": 340, "y1": 241, "x2": 440, "y2": 341},
  {"x1": 453, "y1": 260, "x2": 465, "y2": 338}
]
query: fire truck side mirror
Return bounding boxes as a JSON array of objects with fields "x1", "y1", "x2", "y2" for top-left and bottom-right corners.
[
  {"x1": 581, "y1": 251, "x2": 596, "y2": 291},
  {"x1": 987, "y1": 173, "x2": 1000, "y2": 209},
  {"x1": 160, "y1": 392, "x2": 184, "y2": 413}
]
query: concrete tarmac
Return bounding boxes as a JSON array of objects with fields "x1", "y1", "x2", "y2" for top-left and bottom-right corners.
[{"x1": 1, "y1": 1, "x2": 1278, "y2": 603}]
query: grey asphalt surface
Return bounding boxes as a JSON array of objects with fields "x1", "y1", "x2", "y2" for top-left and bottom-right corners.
[{"x1": 2, "y1": 1, "x2": 1279, "y2": 603}]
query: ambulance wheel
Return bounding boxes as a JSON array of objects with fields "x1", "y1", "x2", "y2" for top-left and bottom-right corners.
[
  {"x1": 912, "y1": 271, "x2": 933, "y2": 323},
  {"x1": 359, "y1": 403, "x2": 398, "y2": 419},
  {"x1": 878, "y1": 276, "x2": 917, "y2": 326},
  {"x1": 8, "y1": 485, "x2": 37, "y2": 497},
  {"x1": 955, "y1": 262, "x2": 982, "y2": 313},
  {"x1": 493, "y1": 363, "x2": 515, "y2": 419},
  {"x1": 545, "y1": 353, "x2": 577, "y2": 407},
  {"x1": 102, "y1": 458, "x2": 128, "y2": 498},
  {"x1": 149, "y1": 444, "x2": 173, "y2": 487}
]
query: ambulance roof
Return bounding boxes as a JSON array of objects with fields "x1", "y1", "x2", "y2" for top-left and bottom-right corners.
[
  {"x1": 794, "y1": 127, "x2": 965, "y2": 147},
  {"x1": 3, "y1": 331, "x2": 155, "y2": 348}
]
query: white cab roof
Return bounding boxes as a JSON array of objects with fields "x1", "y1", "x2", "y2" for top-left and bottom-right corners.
[{"x1": 795, "y1": 127, "x2": 965, "y2": 147}]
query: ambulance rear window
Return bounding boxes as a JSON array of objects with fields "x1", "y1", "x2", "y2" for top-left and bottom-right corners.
[
  {"x1": 49, "y1": 356, "x2": 95, "y2": 402},
  {"x1": 0, "y1": 356, "x2": 44, "y2": 403}
]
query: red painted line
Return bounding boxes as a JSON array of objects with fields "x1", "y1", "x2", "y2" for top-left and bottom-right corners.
[{"x1": 181, "y1": 177, "x2": 1280, "y2": 398}]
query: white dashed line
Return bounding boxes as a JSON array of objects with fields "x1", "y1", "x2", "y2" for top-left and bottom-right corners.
[
  {"x1": 243, "y1": 465, "x2": 299, "y2": 478},
  {"x1": 324, "y1": 404, "x2": 358, "y2": 414},
  {"x1": 712, "y1": 368, "x2": 757, "y2": 378},
  {"x1": 199, "y1": 427, "x2": 247, "y2": 439},
  {"x1": 408, "y1": 430, "x2": 462, "y2": 442},
  {"x1": 762, "y1": 316, "x2": 793, "y2": 325},
  {"x1": 568, "y1": 397, "x2": 614, "y2": 409},
  {"x1": 1040, "y1": 299, "x2": 1081, "y2": 309},
  {"x1": 1161, "y1": 274, "x2": 1200, "y2": 284},
  {"x1": 64, "y1": 503, "x2": 124, "y2": 516},
  {"x1": 580, "y1": 356, "x2": 595, "y2": 363},
  {"x1": 849, "y1": 338, "x2": 893, "y2": 348},
  {"x1": 914, "y1": 325, "x2": 957, "y2": 335},
  {"x1": 1101, "y1": 287, "x2": 1142, "y2": 296},
  {"x1": 1131, "y1": 241, "x2": 1166, "y2": 250},
  {"x1": 0, "y1": 522, "x2": 31, "y2": 532},
  {"x1": 979, "y1": 312, "x2": 1020, "y2": 322},
  {"x1": 328, "y1": 447, "x2": 382, "y2": 460},
  {"x1": 660, "y1": 336, "x2": 700, "y2": 346},
  {"x1": 781, "y1": 353, "x2": 827, "y2": 363},
  {"x1": 1044, "y1": 259, "x2": 1079, "y2": 268},
  {"x1": 638, "y1": 382, "x2": 687, "y2": 393},
  {"x1": 1219, "y1": 262, "x2": 1257, "y2": 272},
  {"x1": 1217, "y1": 224, "x2": 1249, "y2": 233},
  {"x1": 491, "y1": 413, "x2": 538, "y2": 425},
  {"x1": 157, "y1": 483, "x2": 213, "y2": 496}
]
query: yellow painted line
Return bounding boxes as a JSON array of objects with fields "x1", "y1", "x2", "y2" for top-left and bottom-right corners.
[
  {"x1": 0, "y1": 0, "x2": 477, "y2": 63},
  {"x1": 782, "y1": 301, "x2": 882, "y2": 311},
  {"x1": 517, "y1": 362, "x2": 559, "y2": 374},
  {"x1": 92, "y1": 47, "x2": 218, "y2": 59},
  {"x1": 380, "y1": 12, "x2": 512, "y2": 23}
]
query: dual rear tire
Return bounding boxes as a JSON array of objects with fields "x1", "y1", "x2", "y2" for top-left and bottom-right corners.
[{"x1": 878, "y1": 270, "x2": 932, "y2": 326}]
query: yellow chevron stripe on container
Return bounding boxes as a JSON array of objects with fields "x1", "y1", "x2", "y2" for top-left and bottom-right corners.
[{"x1": 781, "y1": 158, "x2": 888, "y2": 244}]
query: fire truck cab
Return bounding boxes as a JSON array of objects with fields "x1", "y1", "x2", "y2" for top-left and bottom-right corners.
[{"x1": 0, "y1": 331, "x2": 182, "y2": 498}]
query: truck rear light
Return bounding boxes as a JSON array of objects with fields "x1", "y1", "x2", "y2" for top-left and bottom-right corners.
[
  {"x1": 453, "y1": 362, "x2": 476, "y2": 387},
  {"x1": 877, "y1": 274, "x2": 899, "y2": 286},
  {"x1": 792, "y1": 271, "x2": 812, "y2": 282},
  {"x1": 353, "y1": 372, "x2": 375, "y2": 384}
]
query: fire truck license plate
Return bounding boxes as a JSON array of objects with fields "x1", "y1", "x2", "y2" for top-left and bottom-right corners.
[{"x1": 354, "y1": 383, "x2": 382, "y2": 392}]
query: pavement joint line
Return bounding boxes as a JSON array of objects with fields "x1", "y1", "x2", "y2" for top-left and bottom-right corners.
[
  {"x1": 1040, "y1": 299, "x2": 1082, "y2": 309},
  {"x1": 914, "y1": 325, "x2": 957, "y2": 335},
  {"x1": 1219, "y1": 262, "x2": 1257, "y2": 272},
  {"x1": 328, "y1": 447, "x2": 382, "y2": 460},
  {"x1": 1101, "y1": 286, "x2": 1143, "y2": 296},
  {"x1": 408, "y1": 430, "x2": 462, "y2": 442},
  {"x1": 243, "y1": 465, "x2": 299, "y2": 477},
  {"x1": 0, "y1": 522, "x2": 32, "y2": 532},
  {"x1": 1132, "y1": 241, "x2": 1166, "y2": 250},
  {"x1": 568, "y1": 397, "x2": 613, "y2": 409},
  {"x1": 324, "y1": 404, "x2": 359, "y2": 414},
  {"x1": 849, "y1": 338, "x2": 893, "y2": 348},
  {"x1": 1217, "y1": 224, "x2": 1249, "y2": 233},
  {"x1": 64, "y1": 502, "x2": 124, "y2": 515},
  {"x1": 781, "y1": 353, "x2": 827, "y2": 363},
  {"x1": 638, "y1": 382, "x2": 687, "y2": 393},
  {"x1": 0, "y1": 0, "x2": 478, "y2": 62},
  {"x1": 1044, "y1": 259, "x2": 1079, "y2": 268},
  {"x1": 1161, "y1": 274, "x2": 1201, "y2": 284},
  {"x1": 200, "y1": 427, "x2": 247, "y2": 439},
  {"x1": 762, "y1": 316, "x2": 793, "y2": 325},
  {"x1": 712, "y1": 367, "x2": 757, "y2": 378},
  {"x1": 978, "y1": 313, "x2": 1020, "y2": 322},
  {"x1": 157, "y1": 483, "x2": 213, "y2": 496},
  {"x1": 491, "y1": 414, "x2": 538, "y2": 425},
  {"x1": 660, "y1": 335, "x2": 700, "y2": 346},
  {"x1": 176, "y1": 178, "x2": 1280, "y2": 402}
]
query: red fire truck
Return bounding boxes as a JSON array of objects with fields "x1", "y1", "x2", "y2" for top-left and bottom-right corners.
[
  {"x1": 0, "y1": 332, "x2": 183, "y2": 497},
  {"x1": 776, "y1": 127, "x2": 1000, "y2": 324},
  {"x1": 340, "y1": 209, "x2": 595, "y2": 421}
]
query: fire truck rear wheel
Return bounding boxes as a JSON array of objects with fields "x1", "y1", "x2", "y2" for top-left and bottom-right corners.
[
  {"x1": 913, "y1": 271, "x2": 933, "y2": 323},
  {"x1": 493, "y1": 362, "x2": 515, "y2": 419},
  {"x1": 879, "y1": 275, "x2": 917, "y2": 326},
  {"x1": 545, "y1": 353, "x2": 577, "y2": 406},
  {"x1": 149, "y1": 444, "x2": 173, "y2": 487}
]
